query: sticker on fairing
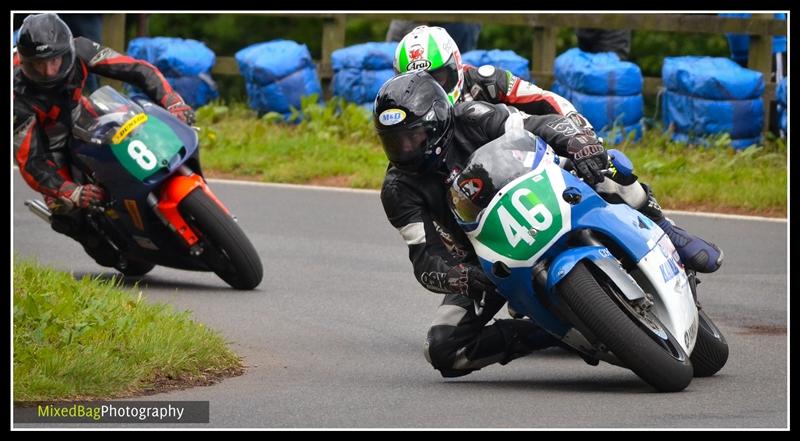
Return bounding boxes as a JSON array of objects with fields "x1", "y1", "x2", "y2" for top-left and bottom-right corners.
[
  {"x1": 656, "y1": 235, "x2": 683, "y2": 283},
  {"x1": 112, "y1": 113, "x2": 148, "y2": 144},
  {"x1": 379, "y1": 109, "x2": 406, "y2": 126},
  {"x1": 471, "y1": 165, "x2": 571, "y2": 266},
  {"x1": 110, "y1": 116, "x2": 183, "y2": 181}
]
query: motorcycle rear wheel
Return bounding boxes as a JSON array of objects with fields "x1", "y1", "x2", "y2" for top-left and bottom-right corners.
[
  {"x1": 558, "y1": 261, "x2": 693, "y2": 392},
  {"x1": 179, "y1": 188, "x2": 263, "y2": 290},
  {"x1": 690, "y1": 309, "x2": 729, "y2": 377}
]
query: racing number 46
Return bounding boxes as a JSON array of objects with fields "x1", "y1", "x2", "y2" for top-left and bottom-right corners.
[{"x1": 497, "y1": 188, "x2": 553, "y2": 247}]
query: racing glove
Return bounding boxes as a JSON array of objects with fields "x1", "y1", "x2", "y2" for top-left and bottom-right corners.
[
  {"x1": 57, "y1": 182, "x2": 107, "y2": 210},
  {"x1": 161, "y1": 91, "x2": 196, "y2": 125},
  {"x1": 569, "y1": 135, "x2": 609, "y2": 186},
  {"x1": 446, "y1": 263, "x2": 496, "y2": 301}
]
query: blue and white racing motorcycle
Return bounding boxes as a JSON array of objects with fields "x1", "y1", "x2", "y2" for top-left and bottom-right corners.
[{"x1": 448, "y1": 130, "x2": 728, "y2": 392}]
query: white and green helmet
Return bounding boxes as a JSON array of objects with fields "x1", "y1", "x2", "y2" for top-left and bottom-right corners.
[{"x1": 394, "y1": 26, "x2": 464, "y2": 105}]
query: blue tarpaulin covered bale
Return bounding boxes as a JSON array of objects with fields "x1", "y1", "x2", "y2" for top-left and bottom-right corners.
[
  {"x1": 127, "y1": 37, "x2": 216, "y2": 76},
  {"x1": 126, "y1": 37, "x2": 219, "y2": 108},
  {"x1": 776, "y1": 77, "x2": 787, "y2": 137},
  {"x1": 331, "y1": 42, "x2": 397, "y2": 110},
  {"x1": 552, "y1": 48, "x2": 644, "y2": 142},
  {"x1": 235, "y1": 39, "x2": 322, "y2": 119},
  {"x1": 462, "y1": 49, "x2": 531, "y2": 81},
  {"x1": 662, "y1": 56, "x2": 765, "y2": 149}
]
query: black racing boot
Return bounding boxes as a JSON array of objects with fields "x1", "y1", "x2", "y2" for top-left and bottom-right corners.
[
  {"x1": 638, "y1": 184, "x2": 724, "y2": 273},
  {"x1": 495, "y1": 318, "x2": 560, "y2": 366},
  {"x1": 555, "y1": 341, "x2": 600, "y2": 366},
  {"x1": 51, "y1": 213, "x2": 120, "y2": 268}
]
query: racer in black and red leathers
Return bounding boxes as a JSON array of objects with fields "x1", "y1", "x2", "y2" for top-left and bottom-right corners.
[{"x1": 13, "y1": 13, "x2": 195, "y2": 267}]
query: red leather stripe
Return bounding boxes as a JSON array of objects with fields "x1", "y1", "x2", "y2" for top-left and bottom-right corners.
[
  {"x1": 507, "y1": 79, "x2": 564, "y2": 114},
  {"x1": 15, "y1": 123, "x2": 42, "y2": 193}
]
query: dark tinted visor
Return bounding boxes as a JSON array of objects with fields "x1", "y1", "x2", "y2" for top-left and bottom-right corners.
[
  {"x1": 379, "y1": 124, "x2": 431, "y2": 171},
  {"x1": 429, "y1": 55, "x2": 459, "y2": 94}
]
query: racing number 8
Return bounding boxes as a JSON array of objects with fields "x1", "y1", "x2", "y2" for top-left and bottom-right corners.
[{"x1": 128, "y1": 140, "x2": 157, "y2": 171}]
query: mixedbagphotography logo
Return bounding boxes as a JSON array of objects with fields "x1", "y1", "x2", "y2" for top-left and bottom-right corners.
[{"x1": 14, "y1": 401, "x2": 209, "y2": 424}]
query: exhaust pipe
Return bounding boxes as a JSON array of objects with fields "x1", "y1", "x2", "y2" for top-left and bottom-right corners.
[{"x1": 24, "y1": 199, "x2": 52, "y2": 224}]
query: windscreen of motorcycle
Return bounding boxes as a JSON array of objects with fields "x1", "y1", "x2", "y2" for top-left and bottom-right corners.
[
  {"x1": 450, "y1": 129, "x2": 551, "y2": 228},
  {"x1": 450, "y1": 130, "x2": 572, "y2": 267},
  {"x1": 72, "y1": 86, "x2": 184, "y2": 181}
]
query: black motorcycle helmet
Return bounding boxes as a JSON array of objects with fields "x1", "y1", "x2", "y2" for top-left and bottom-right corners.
[
  {"x1": 16, "y1": 13, "x2": 76, "y2": 90},
  {"x1": 373, "y1": 70, "x2": 455, "y2": 174}
]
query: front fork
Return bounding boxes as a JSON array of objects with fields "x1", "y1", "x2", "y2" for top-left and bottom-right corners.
[{"x1": 149, "y1": 165, "x2": 232, "y2": 251}]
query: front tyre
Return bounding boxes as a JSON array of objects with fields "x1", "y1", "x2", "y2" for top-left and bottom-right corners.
[
  {"x1": 690, "y1": 309, "x2": 729, "y2": 377},
  {"x1": 179, "y1": 188, "x2": 263, "y2": 290},
  {"x1": 557, "y1": 261, "x2": 693, "y2": 392}
]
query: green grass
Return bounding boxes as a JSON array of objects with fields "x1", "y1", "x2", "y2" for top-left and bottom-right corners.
[
  {"x1": 603, "y1": 127, "x2": 787, "y2": 217},
  {"x1": 13, "y1": 257, "x2": 243, "y2": 401},
  {"x1": 196, "y1": 96, "x2": 387, "y2": 188},
  {"x1": 195, "y1": 98, "x2": 787, "y2": 217}
]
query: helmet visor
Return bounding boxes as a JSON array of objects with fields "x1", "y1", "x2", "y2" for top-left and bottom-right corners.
[
  {"x1": 429, "y1": 54, "x2": 459, "y2": 95},
  {"x1": 20, "y1": 50, "x2": 73, "y2": 88},
  {"x1": 379, "y1": 124, "x2": 432, "y2": 172}
]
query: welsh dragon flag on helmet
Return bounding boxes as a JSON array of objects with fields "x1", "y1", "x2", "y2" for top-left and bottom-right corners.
[{"x1": 394, "y1": 26, "x2": 464, "y2": 105}]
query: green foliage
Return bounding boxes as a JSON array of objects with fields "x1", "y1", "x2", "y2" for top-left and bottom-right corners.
[
  {"x1": 147, "y1": 14, "x2": 327, "y2": 58},
  {"x1": 13, "y1": 257, "x2": 242, "y2": 400},
  {"x1": 289, "y1": 94, "x2": 376, "y2": 142},
  {"x1": 195, "y1": 97, "x2": 385, "y2": 188},
  {"x1": 614, "y1": 124, "x2": 787, "y2": 216},
  {"x1": 345, "y1": 18, "x2": 391, "y2": 46},
  {"x1": 195, "y1": 100, "x2": 786, "y2": 216},
  {"x1": 631, "y1": 32, "x2": 730, "y2": 77}
]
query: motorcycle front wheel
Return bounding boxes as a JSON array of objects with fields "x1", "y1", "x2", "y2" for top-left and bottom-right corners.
[
  {"x1": 179, "y1": 187, "x2": 263, "y2": 290},
  {"x1": 557, "y1": 261, "x2": 694, "y2": 392},
  {"x1": 690, "y1": 309, "x2": 729, "y2": 377}
]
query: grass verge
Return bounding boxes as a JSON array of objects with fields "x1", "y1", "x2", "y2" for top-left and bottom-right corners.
[
  {"x1": 196, "y1": 98, "x2": 787, "y2": 217},
  {"x1": 13, "y1": 257, "x2": 244, "y2": 401}
]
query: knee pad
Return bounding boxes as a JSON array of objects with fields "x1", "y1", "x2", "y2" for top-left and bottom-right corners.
[{"x1": 424, "y1": 327, "x2": 458, "y2": 370}]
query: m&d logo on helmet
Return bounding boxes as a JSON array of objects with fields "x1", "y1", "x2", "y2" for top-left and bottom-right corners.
[{"x1": 379, "y1": 109, "x2": 406, "y2": 126}]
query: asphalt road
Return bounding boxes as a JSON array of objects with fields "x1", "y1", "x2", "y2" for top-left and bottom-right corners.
[{"x1": 12, "y1": 176, "x2": 788, "y2": 429}]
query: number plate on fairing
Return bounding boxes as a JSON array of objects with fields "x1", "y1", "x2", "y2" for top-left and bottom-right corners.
[
  {"x1": 471, "y1": 164, "x2": 572, "y2": 267},
  {"x1": 110, "y1": 115, "x2": 183, "y2": 181}
]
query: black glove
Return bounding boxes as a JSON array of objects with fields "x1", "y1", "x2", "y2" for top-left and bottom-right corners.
[
  {"x1": 446, "y1": 263, "x2": 496, "y2": 301},
  {"x1": 161, "y1": 91, "x2": 196, "y2": 125},
  {"x1": 569, "y1": 136, "x2": 608, "y2": 186}
]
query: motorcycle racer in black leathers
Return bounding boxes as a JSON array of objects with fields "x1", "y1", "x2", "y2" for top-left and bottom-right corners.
[
  {"x1": 13, "y1": 13, "x2": 196, "y2": 268},
  {"x1": 376, "y1": 70, "x2": 721, "y2": 378}
]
